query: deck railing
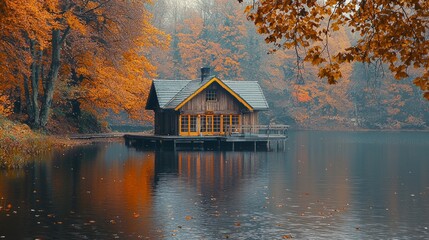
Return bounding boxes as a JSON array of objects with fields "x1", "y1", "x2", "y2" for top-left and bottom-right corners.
[{"x1": 225, "y1": 124, "x2": 289, "y2": 137}]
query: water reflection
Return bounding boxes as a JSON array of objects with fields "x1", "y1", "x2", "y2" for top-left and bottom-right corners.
[{"x1": 0, "y1": 131, "x2": 429, "y2": 239}]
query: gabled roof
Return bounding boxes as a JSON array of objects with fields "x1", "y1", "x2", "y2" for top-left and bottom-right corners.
[
  {"x1": 146, "y1": 77, "x2": 269, "y2": 111},
  {"x1": 152, "y1": 79, "x2": 191, "y2": 107},
  {"x1": 222, "y1": 80, "x2": 269, "y2": 110}
]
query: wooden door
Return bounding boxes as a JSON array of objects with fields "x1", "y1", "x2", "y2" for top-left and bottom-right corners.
[{"x1": 206, "y1": 115, "x2": 213, "y2": 134}]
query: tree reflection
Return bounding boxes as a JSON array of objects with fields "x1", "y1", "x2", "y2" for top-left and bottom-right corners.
[{"x1": 1, "y1": 135, "x2": 429, "y2": 239}]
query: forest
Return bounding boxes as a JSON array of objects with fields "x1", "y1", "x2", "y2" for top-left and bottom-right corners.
[{"x1": 0, "y1": 0, "x2": 428, "y2": 132}]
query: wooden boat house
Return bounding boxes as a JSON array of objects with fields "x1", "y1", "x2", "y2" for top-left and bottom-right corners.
[{"x1": 145, "y1": 68, "x2": 269, "y2": 136}]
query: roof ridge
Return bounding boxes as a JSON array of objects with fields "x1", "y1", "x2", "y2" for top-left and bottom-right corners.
[
  {"x1": 255, "y1": 81, "x2": 269, "y2": 108},
  {"x1": 154, "y1": 79, "x2": 192, "y2": 81},
  {"x1": 221, "y1": 80, "x2": 252, "y2": 107},
  {"x1": 163, "y1": 80, "x2": 194, "y2": 107}
]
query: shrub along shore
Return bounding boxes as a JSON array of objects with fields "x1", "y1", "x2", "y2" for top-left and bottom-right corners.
[
  {"x1": 0, "y1": 117, "x2": 55, "y2": 169},
  {"x1": 0, "y1": 117, "x2": 124, "y2": 169}
]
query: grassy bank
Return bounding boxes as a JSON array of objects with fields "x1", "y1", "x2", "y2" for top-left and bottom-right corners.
[{"x1": 0, "y1": 117, "x2": 54, "y2": 169}]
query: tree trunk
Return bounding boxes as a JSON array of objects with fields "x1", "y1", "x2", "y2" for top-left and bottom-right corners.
[
  {"x1": 40, "y1": 29, "x2": 62, "y2": 128},
  {"x1": 70, "y1": 68, "x2": 83, "y2": 118},
  {"x1": 13, "y1": 86, "x2": 22, "y2": 114},
  {"x1": 30, "y1": 39, "x2": 40, "y2": 127},
  {"x1": 23, "y1": 74, "x2": 34, "y2": 122}
]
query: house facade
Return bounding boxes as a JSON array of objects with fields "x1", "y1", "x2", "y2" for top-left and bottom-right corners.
[{"x1": 145, "y1": 69, "x2": 269, "y2": 136}]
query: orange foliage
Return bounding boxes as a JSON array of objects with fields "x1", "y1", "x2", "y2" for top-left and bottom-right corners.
[
  {"x1": 0, "y1": 94, "x2": 13, "y2": 117},
  {"x1": 294, "y1": 88, "x2": 312, "y2": 103},
  {"x1": 63, "y1": 0, "x2": 168, "y2": 120},
  {"x1": 0, "y1": 0, "x2": 168, "y2": 127},
  {"x1": 0, "y1": 0, "x2": 56, "y2": 89},
  {"x1": 157, "y1": 0, "x2": 247, "y2": 80}
]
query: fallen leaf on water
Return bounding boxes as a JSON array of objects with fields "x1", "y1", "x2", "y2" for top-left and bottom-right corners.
[
  {"x1": 234, "y1": 222, "x2": 241, "y2": 227},
  {"x1": 282, "y1": 234, "x2": 293, "y2": 239},
  {"x1": 185, "y1": 215, "x2": 193, "y2": 221},
  {"x1": 133, "y1": 213, "x2": 140, "y2": 218}
]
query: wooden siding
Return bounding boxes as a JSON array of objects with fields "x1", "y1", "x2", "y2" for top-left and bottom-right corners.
[
  {"x1": 242, "y1": 112, "x2": 258, "y2": 126},
  {"x1": 180, "y1": 82, "x2": 243, "y2": 114},
  {"x1": 154, "y1": 110, "x2": 179, "y2": 135}
]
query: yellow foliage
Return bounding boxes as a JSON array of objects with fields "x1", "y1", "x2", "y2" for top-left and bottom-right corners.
[{"x1": 0, "y1": 94, "x2": 13, "y2": 117}]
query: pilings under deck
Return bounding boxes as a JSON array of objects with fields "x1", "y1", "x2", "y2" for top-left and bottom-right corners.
[{"x1": 124, "y1": 134, "x2": 288, "y2": 151}]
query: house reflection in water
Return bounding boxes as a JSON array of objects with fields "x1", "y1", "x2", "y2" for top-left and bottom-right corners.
[{"x1": 154, "y1": 151, "x2": 262, "y2": 193}]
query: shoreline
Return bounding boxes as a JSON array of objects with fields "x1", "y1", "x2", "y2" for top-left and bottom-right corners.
[
  {"x1": 2, "y1": 127, "x2": 428, "y2": 169},
  {"x1": 289, "y1": 128, "x2": 429, "y2": 132}
]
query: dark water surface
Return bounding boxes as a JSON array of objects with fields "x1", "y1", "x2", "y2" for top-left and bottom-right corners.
[{"x1": 1, "y1": 131, "x2": 429, "y2": 239}]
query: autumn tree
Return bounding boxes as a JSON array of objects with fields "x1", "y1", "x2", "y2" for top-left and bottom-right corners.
[
  {"x1": 62, "y1": 0, "x2": 168, "y2": 120},
  {"x1": 153, "y1": 0, "x2": 248, "y2": 80},
  {"x1": 239, "y1": 0, "x2": 429, "y2": 100},
  {"x1": 0, "y1": 0, "x2": 56, "y2": 119},
  {"x1": 0, "y1": 0, "x2": 167, "y2": 128}
]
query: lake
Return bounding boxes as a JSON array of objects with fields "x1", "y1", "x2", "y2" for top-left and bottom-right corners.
[{"x1": 1, "y1": 131, "x2": 429, "y2": 239}]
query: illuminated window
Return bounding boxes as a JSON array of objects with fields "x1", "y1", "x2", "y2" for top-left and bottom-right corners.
[
  {"x1": 206, "y1": 116, "x2": 213, "y2": 132},
  {"x1": 206, "y1": 90, "x2": 217, "y2": 101},
  {"x1": 214, "y1": 115, "x2": 221, "y2": 132},
  {"x1": 223, "y1": 115, "x2": 230, "y2": 133},
  {"x1": 180, "y1": 115, "x2": 189, "y2": 133},
  {"x1": 190, "y1": 116, "x2": 197, "y2": 132},
  {"x1": 201, "y1": 116, "x2": 207, "y2": 132}
]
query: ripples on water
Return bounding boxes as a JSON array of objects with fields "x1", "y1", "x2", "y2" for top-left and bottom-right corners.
[{"x1": 0, "y1": 131, "x2": 429, "y2": 239}]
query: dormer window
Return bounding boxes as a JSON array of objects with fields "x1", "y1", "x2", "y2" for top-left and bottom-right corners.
[{"x1": 206, "y1": 90, "x2": 217, "y2": 101}]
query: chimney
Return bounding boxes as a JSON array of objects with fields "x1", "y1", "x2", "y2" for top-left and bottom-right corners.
[{"x1": 201, "y1": 67, "x2": 210, "y2": 82}]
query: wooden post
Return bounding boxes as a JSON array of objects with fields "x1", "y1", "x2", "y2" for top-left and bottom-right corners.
[
  {"x1": 254, "y1": 141, "x2": 256, "y2": 152},
  {"x1": 188, "y1": 115, "x2": 191, "y2": 135},
  {"x1": 178, "y1": 115, "x2": 181, "y2": 135},
  {"x1": 173, "y1": 140, "x2": 176, "y2": 151},
  {"x1": 197, "y1": 115, "x2": 201, "y2": 136},
  {"x1": 232, "y1": 142, "x2": 235, "y2": 151},
  {"x1": 220, "y1": 114, "x2": 224, "y2": 135}
]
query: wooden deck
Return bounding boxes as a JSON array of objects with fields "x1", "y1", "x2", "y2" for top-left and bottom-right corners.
[{"x1": 124, "y1": 125, "x2": 289, "y2": 151}]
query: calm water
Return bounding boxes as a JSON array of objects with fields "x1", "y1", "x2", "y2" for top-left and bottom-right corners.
[{"x1": 1, "y1": 131, "x2": 429, "y2": 239}]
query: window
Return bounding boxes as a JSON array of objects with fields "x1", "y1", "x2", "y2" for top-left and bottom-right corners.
[
  {"x1": 223, "y1": 115, "x2": 230, "y2": 133},
  {"x1": 231, "y1": 115, "x2": 239, "y2": 126},
  {"x1": 214, "y1": 115, "x2": 221, "y2": 133},
  {"x1": 190, "y1": 116, "x2": 197, "y2": 132},
  {"x1": 231, "y1": 115, "x2": 240, "y2": 132},
  {"x1": 206, "y1": 116, "x2": 213, "y2": 132},
  {"x1": 180, "y1": 115, "x2": 189, "y2": 133},
  {"x1": 206, "y1": 90, "x2": 217, "y2": 101}
]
